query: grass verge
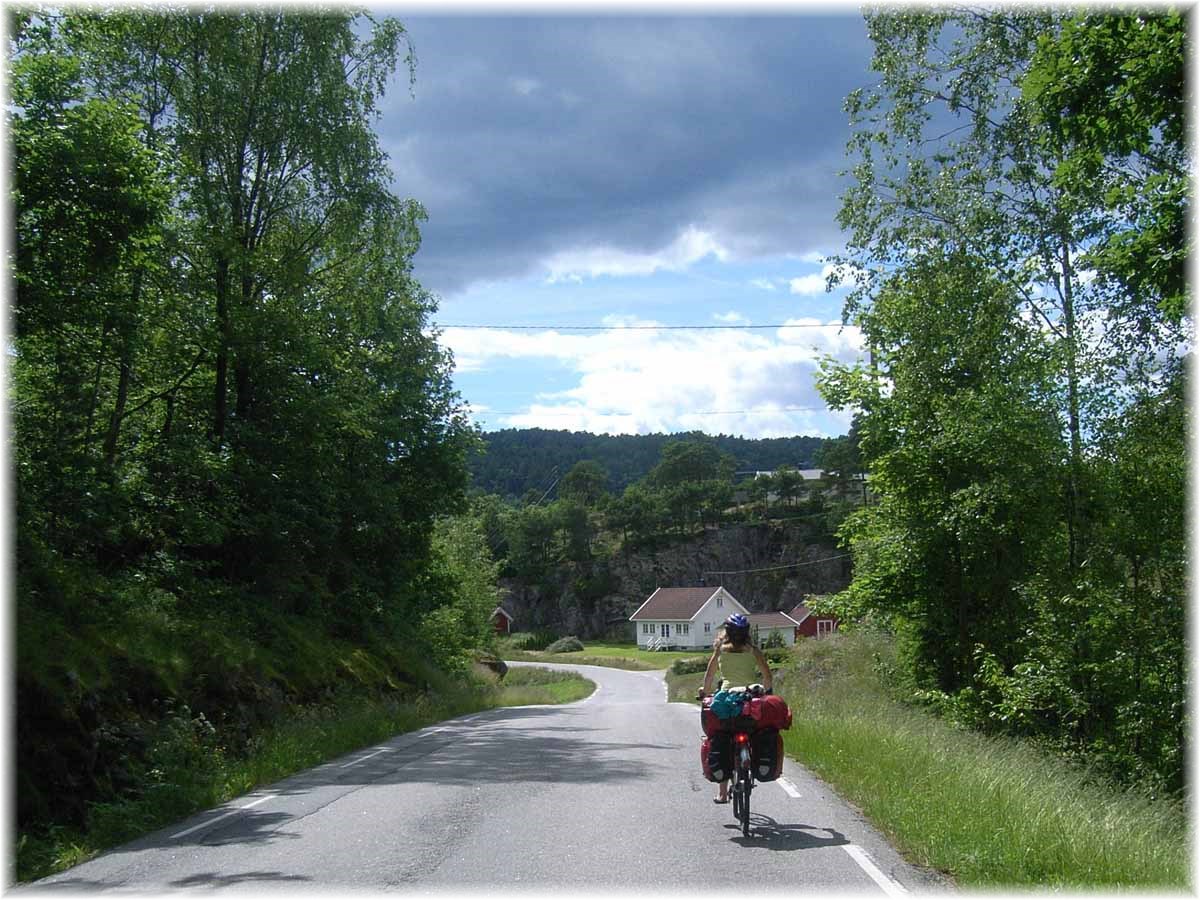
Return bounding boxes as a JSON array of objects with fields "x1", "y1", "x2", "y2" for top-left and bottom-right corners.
[
  {"x1": 16, "y1": 666, "x2": 593, "y2": 884},
  {"x1": 501, "y1": 640, "x2": 702, "y2": 670},
  {"x1": 772, "y1": 631, "x2": 1188, "y2": 890}
]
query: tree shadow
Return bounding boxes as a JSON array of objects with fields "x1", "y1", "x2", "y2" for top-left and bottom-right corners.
[
  {"x1": 169, "y1": 870, "x2": 313, "y2": 888},
  {"x1": 724, "y1": 815, "x2": 849, "y2": 851}
]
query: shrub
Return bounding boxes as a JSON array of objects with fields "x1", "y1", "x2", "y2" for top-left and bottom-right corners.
[
  {"x1": 670, "y1": 656, "x2": 709, "y2": 676},
  {"x1": 503, "y1": 629, "x2": 558, "y2": 651},
  {"x1": 544, "y1": 636, "x2": 584, "y2": 653}
]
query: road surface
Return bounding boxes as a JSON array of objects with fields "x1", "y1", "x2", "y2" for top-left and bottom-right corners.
[{"x1": 24, "y1": 662, "x2": 949, "y2": 893}]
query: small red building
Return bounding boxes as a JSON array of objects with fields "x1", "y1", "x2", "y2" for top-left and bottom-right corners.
[
  {"x1": 788, "y1": 601, "x2": 838, "y2": 639},
  {"x1": 490, "y1": 606, "x2": 514, "y2": 636}
]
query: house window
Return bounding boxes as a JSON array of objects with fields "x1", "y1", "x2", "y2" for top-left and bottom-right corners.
[
  {"x1": 817, "y1": 619, "x2": 835, "y2": 637},
  {"x1": 681, "y1": 623, "x2": 689, "y2": 635},
  {"x1": 643, "y1": 623, "x2": 652, "y2": 634},
  {"x1": 704, "y1": 622, "x2": 711, "y2": 633},
  {"x1": 661, "y1": 623, "x2": 670, "y2": 638},
  {"x1": 717, "y1": 596, "x2": 723, "y2": 607}
]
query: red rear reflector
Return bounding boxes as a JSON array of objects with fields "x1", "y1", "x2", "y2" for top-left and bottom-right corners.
[{"x1": 736, "y1": 733, "x2": 748, "y2": 743}]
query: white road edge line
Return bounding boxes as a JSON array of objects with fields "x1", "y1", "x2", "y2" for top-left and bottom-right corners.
[
  {"x1": 842, "y1": 844, "x2": 908, "y2": 897},
  {"x1": 339, "y1": 746, "x2": 395, "y2": 768},
  {"x1": 776, "y1": 777, "x2": 802, "y2": 798},
  {"x1": 171, "y1": 793, "x2": 277, "y2": 840}
]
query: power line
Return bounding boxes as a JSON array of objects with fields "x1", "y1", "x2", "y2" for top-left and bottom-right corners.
[
  {"x1": 700, "y1": 556, "x2": 854, "y2": 578},
  {"x1": 439, "y1": 322, "x2": 849, "y2": 331},
  {"x1": 467, "y1": 405, "x2": 830, "y2": 417}
]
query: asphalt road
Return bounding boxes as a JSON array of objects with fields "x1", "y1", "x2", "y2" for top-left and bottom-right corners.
[{"x1": 24, "y1": 662, "x2": 949, "y2": 894}]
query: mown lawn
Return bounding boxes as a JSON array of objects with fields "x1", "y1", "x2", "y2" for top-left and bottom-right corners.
[{"x1": 501, "y1": 640, "x2": 707, "y2": 670}]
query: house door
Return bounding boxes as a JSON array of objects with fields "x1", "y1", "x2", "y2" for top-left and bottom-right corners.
[{"x1": 660, "y1": 624, "x2": 670, "y2": 638}]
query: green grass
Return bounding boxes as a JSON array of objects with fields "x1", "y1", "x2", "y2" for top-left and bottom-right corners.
[
  {"x1": 16, "y1": 666, "x2": 593, "y2": 884},
  {"x1": 772, "y1": 632, "x2": 1189, "y2": 890},
  {"x1": 501, "y1": 640, "x2": 706, "y2": 670},
  {"x1": 489, "y1": 665, "x2": 596, "y2": 705}
]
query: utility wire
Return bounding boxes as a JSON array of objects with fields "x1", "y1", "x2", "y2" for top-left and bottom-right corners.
[
  {"x1": 704, "y1": 553, "x2": 852, "y2": 576},
  {"x1": 468, "y1": 405, "x2": 829, "y2": 417},
  {"x1": 440, "y1": 322, "x2": 848, "y2": 331}
]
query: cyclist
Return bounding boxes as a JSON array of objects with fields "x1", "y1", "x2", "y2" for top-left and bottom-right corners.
[{"x1": 700, "y1": 613, "x2": 773, "y2": 803}]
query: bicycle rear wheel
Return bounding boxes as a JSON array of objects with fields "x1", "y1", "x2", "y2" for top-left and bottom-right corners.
[{"x1": 737, "y1": 769, "x2": 752, "y2": 837}]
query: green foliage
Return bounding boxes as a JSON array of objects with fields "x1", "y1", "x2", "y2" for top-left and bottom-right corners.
[
  {"x1": 826, "y1": 8, "x2": 1189, "y2": 792},
  {"x1": 11, "y1": 7, "x2": 480, "y2": 842},
  {"x1": 776, "y1": 631, "x2": 1188, "y2": 889},
  {"x1": 669, "y1": 656, "x2": 710, "y2": 676},
  {"x1": 544, "y1": 635, "x2": 585, "y2": 654},
  {"x1": 502, "y1": 630, "x2": 560, "y2": 652},
  {"x1": 469, "y1": 428, "x2": 829, "y2": 499}
]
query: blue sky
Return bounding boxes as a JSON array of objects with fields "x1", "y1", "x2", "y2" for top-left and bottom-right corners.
[{"x1": 371, "y1": 11, "x2": 875, "y2": 438}]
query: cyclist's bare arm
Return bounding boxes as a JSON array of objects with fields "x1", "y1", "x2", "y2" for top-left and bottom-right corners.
[
  {"x1": 752, "y1": 646, "x2": 773, "y2": 692},
  {"x1": 700, "y1": 647, "x2": 721, "y2": 697}
]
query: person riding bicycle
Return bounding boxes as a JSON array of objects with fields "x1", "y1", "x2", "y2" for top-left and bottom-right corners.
[{"x1": 700, "y1": 613, "x2": 773, "y2": 803}]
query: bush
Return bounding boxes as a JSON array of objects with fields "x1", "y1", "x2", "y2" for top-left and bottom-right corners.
[
  {"x1": 764, "y1": 646, "x2": 792, "y2": 666},
  {"x1": 544, "y1": 636, "x2": 584, "y2": 653},
  {"x1": 670, "y1": 656, "x2": 709, "y2": 676},
  {"x1": 503, "y1": 629, "x2": 558, "y2": 651}
]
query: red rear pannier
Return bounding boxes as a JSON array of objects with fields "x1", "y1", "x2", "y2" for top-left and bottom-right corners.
[
  {"x1": 701, "y1": 733, "x2": 732, "y2": 783},
  {"x1": 751, "y1": 728, "x2": 784, "y2": 781},
  {"x1": 748, "y1": 694, "x2": 792, "y2": 730}
]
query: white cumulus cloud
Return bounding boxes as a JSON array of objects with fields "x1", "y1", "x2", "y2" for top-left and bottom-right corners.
[
  {"x1": 542, "y1": 225, "x2": 730, "y2": 283},
  {"x1": 440, "y1": 318, "x2": 864, "y2": 437}
]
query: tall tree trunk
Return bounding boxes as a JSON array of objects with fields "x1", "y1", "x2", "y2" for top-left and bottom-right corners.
[
  {"x1": 1059, "y1": 233, "x2": 1083, "y2": 575},
  {"x1": 102, "y1": 270, "x2": 145, "y2": 471},
  {"x1": 213, "y1": 254, "x2": 230, "y2": 444}
]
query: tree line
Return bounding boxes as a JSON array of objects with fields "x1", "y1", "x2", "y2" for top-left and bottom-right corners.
[
  {"x1": 818, "y1": 9, "x2": 1188, "y2": 792},
  {"x1": 11, "y1": 10, "x2": 489, "y2": 834},
  {"x1": 468, "y1": 428, "x2": 832, "y2": 499}
]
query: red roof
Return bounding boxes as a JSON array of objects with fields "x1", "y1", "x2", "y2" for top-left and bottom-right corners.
[{"x1": 630, "y1": 587, "x2": 733, "y2": 621}]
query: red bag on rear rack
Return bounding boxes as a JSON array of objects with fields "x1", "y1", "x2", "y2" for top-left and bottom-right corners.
[
  {"x1": 701, "y1": 733, "x2": 732, "y2": 783},
  {"x1": 751, "y1": 728, "x2": 784, "y2": 781},
  {"x1": 747, "y1": 695, "x2": 792, "y2": 730},
  {"x1": 700, "y1": 696, "x2": 722, "y2": 737}
]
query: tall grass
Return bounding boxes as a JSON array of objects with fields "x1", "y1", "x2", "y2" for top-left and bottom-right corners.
[
  {"x1": 17, "y1": 666, "x2": 593, "y2": 884},
  {"x1": 774, "y1": 632, "x2": 1189, "y2": 889}
]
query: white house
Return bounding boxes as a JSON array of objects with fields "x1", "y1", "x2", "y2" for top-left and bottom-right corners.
[
  {"x1": 629, "y1": 586, "x2": 750, "y2": 651},
  {"x1": 747, "y1": 611, "x2": 800, "y2": 647}
]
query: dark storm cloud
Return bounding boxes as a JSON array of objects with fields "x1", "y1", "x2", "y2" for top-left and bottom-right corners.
[{"x1": 373, "y1": 15, "x2": 873, "y2": 297}]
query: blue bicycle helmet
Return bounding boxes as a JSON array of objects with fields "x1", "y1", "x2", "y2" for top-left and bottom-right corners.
[{"x1": 724, "y1": 613, "x2": 750, "y2": 635}]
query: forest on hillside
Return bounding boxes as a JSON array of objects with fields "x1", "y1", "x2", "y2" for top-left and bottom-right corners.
[{"x1": 467, "y1": 429, "x2": 834, "y2": 499}]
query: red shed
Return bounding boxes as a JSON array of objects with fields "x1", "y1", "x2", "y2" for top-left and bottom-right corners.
[
  {"x1": 490, "y1": 606, "x2": 514, "y2": 635},
  {"x1": 788, "y1": 601, "x2": 838, "y2": 639}
]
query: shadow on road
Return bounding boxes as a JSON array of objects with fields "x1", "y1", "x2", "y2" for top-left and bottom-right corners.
[
  {"x1": 169, "y1": 870, "x2": 313, "y2": 888},
  {"x1": 725, "y1": 816, "x2": 849, "y2": 851}
]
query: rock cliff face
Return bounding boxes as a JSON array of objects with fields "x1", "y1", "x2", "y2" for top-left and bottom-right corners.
[{"x1": 499, "y1": 524, "x2": 850, "y2": 639}]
